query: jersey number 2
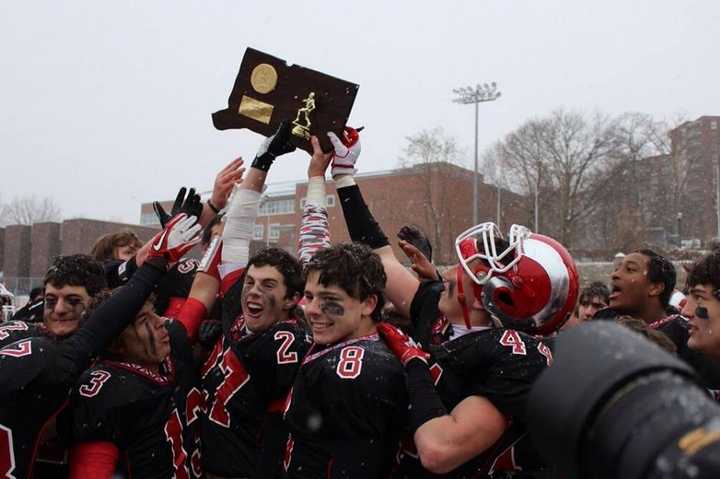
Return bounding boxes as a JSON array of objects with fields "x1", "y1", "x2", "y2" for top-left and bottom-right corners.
[
  {"x1": 274, "y1": 331, "x2": 298, "y2": 364},
  {"x1": 336, "y1": 346, "x2": 364, "y2": 379}
]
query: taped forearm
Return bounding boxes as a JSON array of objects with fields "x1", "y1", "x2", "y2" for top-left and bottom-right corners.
[
  {"x1": 336, "y1": 184, "x2": 389, "y2": 250},
  {"x1": 221, "y1": 188, "x2": 261, "y2": 266},
  {"x1": 298, "y1": 177, "x2": 331, "y2": 264}
]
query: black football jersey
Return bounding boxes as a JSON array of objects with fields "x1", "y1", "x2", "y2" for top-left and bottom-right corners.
[
  {"x1": 200, "y1": 317, "x2": 311, "y2": 477},
  {"x1": 0, "y1": 263, "x2": 163, "y2": 479},
  {"x1": 395, "y1": 328, "x2": 553, "y2": 478},
  {"x1": 71, "y1": 319, "x2": 202, "y2": 478},
  {"x1": 282, "y1": 334, "x2": 408, "y2": 479},
  {"x1": 155, "y1": 258, "x2": 199, "y2": 316}
]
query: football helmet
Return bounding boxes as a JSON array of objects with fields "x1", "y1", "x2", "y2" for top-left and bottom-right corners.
[{"x1": 454, "y1": 222, "x2": 578, "y2": 335}]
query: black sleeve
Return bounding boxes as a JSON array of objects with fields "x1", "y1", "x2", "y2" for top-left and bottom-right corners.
[
  {"x1": 104, "y1": 256, "x2": 138, "y2": 289},
  {"x1": 409, "y1": 279, "x2": 444, "y2": 347},
  {"x1": 54, "y1": 261, "x2": 166, "y2": 381},
  {"x1": 336, "y1": 184, "x2": 389, "y2": 249}
]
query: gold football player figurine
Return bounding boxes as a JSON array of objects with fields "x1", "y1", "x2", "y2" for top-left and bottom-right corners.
[{"x1": 292, "y1": 92, "x2": 316, "y2": 139}]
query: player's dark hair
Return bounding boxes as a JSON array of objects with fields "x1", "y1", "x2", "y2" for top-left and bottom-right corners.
[
  {"x1": 304, "y1": 243, "x2": 387, "y2": 321},
  {"x1": 636, "y1": 249, "x2": 676, "y2": 307},
  {"x1": 201, "y1": 213, "x2": 225, "y2": 246},
  {"x1": 579, "y1": 282, "x2": 610, "y2": 305},
  {"x1": 90, "y1": 230, "x2": 142, "y2": 262},
  {"x1": 44, "y1": 254, "x2": 107, "y2": 297},
  {"x1": 247, "y1": 247, "x2": 303, "y2": 300},
  {"x1": 686, "y1": 251, "x2": 720, "y2": 293}
]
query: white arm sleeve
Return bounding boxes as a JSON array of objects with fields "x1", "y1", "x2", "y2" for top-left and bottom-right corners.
[{"x1": 221, "y1": 188, "x2": 261, "y2": 266}]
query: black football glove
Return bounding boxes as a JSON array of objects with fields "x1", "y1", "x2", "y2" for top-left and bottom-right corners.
[
  {"x1": 198, "y1": 320, "x2": 223, "y2": 349},
  {"x1": 398, "y1": 225, "x2": 433, "y2": 263},
  {"x1": 251, "y1": 120, "x2": 296, "y2": 172},
  {"x1": 153, "y1": 187, "x2": 204, "y2": 228}
]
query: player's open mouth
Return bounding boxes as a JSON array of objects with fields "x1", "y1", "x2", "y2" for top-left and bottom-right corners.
[
  {"x1": 609, "y1": 285, "x2": 622, "y2": 300},
  {"x1": 245, "y1": 301, "x2": 264, "y2": 317}
]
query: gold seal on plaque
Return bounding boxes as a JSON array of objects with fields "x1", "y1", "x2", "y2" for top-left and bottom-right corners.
[{"x1": 250, "y1": 64, "x2": 278, "y2": 94}]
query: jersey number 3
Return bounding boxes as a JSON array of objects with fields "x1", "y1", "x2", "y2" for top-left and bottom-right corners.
[{"x1": 336, "y1": 346, "x2": 364, "y2": 379}]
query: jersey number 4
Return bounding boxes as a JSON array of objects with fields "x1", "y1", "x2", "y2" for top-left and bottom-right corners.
[{"x1": 336, "y1": 346, "x2": 364, "y2": 379}]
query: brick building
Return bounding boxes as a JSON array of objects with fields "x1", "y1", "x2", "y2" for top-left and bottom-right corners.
[
  {"x1": 141, "y1": 164, "x2": 527, "y2": 265},
  {"x1": 0, "y1": 219, "x2": 158, "y2": 295}
]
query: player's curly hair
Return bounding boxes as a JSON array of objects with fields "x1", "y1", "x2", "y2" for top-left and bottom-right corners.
[
  {"x1": 304, "y1": 243, "x2": 387, "y2": 321},
  {"x1": 44, "y1": 254, "x2": 107, "y2": 297},
  {"x1": 247, "y1": 247, "x2": 304, "y2": 300}
]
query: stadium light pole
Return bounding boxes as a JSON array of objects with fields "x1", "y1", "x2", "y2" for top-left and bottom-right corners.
[{"x1": 453, "y1": 82, "x2": 501, "y2": 225}]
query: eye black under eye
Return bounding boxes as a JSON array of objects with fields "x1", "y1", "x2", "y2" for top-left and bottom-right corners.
[{"x1": 696, "y1": 307, "x2": 710, "y2": 320}]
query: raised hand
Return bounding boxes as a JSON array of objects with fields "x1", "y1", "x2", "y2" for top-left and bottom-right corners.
[
  {"x1": 147, "y1": 213, "x2": 202, "y2": 263},
  {"x1": 398, "y1": 225, "x2": 433, "y2": 263},
  {"x1": 377, "y1": 322, "x2": 431, "y2": 366},
  {"x1": 211, "y1": 157, "x2": 246, "y2": 212},
  {"x1": 252, "y1": 120, "x2": 296, "y2": 172},
  {"x1": 308, "y1": 135, "x2": 333, "y2": 178},
  {"x1": 153, "y1": 187, "x2": 204, "y2": 228},
  {"x1": 328, "y1": 127, "x2": 361, "y2": 179},
  {"x1": 399, "y1": 240, "x2": 438, "y2": 281}
]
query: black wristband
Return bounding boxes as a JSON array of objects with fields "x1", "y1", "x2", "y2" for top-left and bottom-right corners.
[
  {"x1": 406, "y1": 359, "x2": 448, "y2": 432},
  {"x1": 207, "y1": 199, "x2": 220, "y2": 214},
  {"x1": 251, "y1": 153, "x2": 275, "y2": 172},
  {"x1": 337, "y1": 184, "x2": 389, "y2": 249}
]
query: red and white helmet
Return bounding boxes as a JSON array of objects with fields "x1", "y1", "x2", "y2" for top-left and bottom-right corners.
[{"x1": 455, "y1": 222, "x2": 579, "y2": 335}]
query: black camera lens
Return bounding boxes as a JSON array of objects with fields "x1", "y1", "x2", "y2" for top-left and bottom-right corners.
[{"x1": 527, "y1": 321, "x2": 720, "y2": 479}]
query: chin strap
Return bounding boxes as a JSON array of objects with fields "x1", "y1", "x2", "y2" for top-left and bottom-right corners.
[
  {"x1": 456, "y1": 264, "x2": 486, "y2": 329},
  {"x1": 456, "y1": 265, "x2": 472, "y2": 329}
]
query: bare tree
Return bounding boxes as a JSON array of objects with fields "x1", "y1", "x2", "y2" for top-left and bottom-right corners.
[
  {"x1": 490, "y1": 109, "x2": 621, "y2": 246},
  {"x1": 394, "y1": 127, "x2": 466, "y2": 263},
  {"x1": 0, "y1": 195, "x2": 62, "y2": 226}
]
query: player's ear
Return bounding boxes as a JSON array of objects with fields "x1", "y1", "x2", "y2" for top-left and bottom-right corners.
[
  {"x1": 361, "y1": 294, "x2": 378, "y2": 318},
  {"x1": 282, "y1": 292, "x2": 301, "y2": 311},
  {"x1": 648, "y1": 281, "x2": 664, "y2": 300}
]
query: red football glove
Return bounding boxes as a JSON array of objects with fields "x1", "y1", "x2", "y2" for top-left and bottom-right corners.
[
  {"x1": 147, "y1": 213, "x2": 202, "y2": 263},
  {"x1": 197, "y1": 235, "x2": 222, "y2": 281},
  {"x1": 377, "y1": 322, "x2": 431, "y2": 366}
]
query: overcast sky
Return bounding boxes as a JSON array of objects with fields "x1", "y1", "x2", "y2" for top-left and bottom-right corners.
[{"x1": 1, "y1": 0, "x2": 719, "y2": 224}]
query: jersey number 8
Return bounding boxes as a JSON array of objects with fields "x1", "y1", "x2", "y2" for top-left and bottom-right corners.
[{"x1": 336, "y1": 346, "x2": 364, "y2": 379}]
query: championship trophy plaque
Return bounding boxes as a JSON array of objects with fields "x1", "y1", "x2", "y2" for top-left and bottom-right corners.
[{"x1": 212, "y1": 48, "x2": 360, "y2": 153}]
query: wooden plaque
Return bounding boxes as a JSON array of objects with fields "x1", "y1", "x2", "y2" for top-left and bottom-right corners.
[{"x1": 212, "y1": 48, "x2": 359, "y2": 153}]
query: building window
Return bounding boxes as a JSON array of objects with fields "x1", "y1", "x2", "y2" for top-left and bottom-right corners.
[
  {"x1": 269, "y1": 224, "x2": 281, "y2": 240},
  {"x1": 259, "y1": 198, "x2": 295, "y2": 216},
  {"x1": 711, "y1": 121, "x2": 718, "y2": 130},
  {"x1": 140, "y1": 213, "x2": 160, "y2": 226},
  {"x1": 254, "y1": 224, "x2": 264, "y2": 240}
]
